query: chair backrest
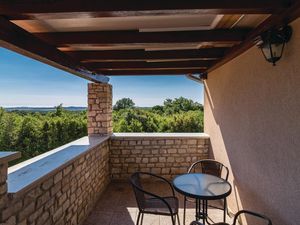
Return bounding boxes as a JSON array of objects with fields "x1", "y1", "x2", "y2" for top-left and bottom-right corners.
[
  {"x1": 188, "y1": 159, "x2": 229, "y2": 180},
  {"x1": 233, "y1": 210, "x2": 272, "y2": 225},
  {"x1": 130, "y1": 172, "x2": 146, "y2": 210}
]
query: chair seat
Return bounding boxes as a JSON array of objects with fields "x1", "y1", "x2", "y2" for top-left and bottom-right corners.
[{"x1": 143, "y1": 196, "x2": 179, "y2": 215}]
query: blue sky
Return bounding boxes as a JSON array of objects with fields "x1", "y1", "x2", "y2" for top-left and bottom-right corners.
[{"x1": 0, "y1": 48, "x2": 203, "y2": 107}]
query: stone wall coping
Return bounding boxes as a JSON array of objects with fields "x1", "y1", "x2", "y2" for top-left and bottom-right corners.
[
  {"x1": 7, "y1": 135, "x2": 109, "y2": 198},
  {"x1": 111, "y1": 132, "x2": 210, "y2": 139},
  {"x1": 5, "y1": 132, "x2": 208, "y2": 198},
  {"x1": 0, "y1": 152, "x2": 21, "y2": 164}
]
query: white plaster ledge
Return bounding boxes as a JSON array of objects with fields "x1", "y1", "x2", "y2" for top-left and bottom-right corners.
[
  {"x1": 111, "y1": 133, "x2": 210, "y2": 139},
  {"x1": 7, "y1": 135, "x2": 109, "y2": 197}
]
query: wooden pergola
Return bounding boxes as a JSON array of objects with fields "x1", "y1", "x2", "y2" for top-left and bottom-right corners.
[{"x1": 0, "y1": 1, "x2": 299, "y2": 82}]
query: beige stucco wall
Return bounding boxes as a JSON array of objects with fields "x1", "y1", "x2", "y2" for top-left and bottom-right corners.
[{"x1": 204, "y1": 18, "x2": 300, "y2": 225}]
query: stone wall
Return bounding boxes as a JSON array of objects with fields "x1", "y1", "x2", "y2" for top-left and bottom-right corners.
[
  {"x1": 0, "y1": 152, "x2": 20, "y2": 224},
  {"x1": 0, "y1": 133, "x2": 210, "y2": 225},
  {"x1": 0, "y1": 141, "x2": 110, "y2": 225},
  {"x1": 87, "y1": 83, "x2": 113, "y2": 136},
  {"x1": 109, "y1": 134, "x2": 210, "y2": 180},
  {"x1": 0, "y1": 162, "x2": 8, "y2": 218}
]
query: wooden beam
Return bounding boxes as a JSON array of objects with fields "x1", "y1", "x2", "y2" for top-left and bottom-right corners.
[
  {"x1": 0, "y1": 0, "x2": 289, "y2": 19},
  {"x1": 65, "y1": 48, "x2": 227, "y2": 61},
  {"x1": 35, "y1": 29, "x2": 249, "y2": 45},
  {"x1": 83, "y1": 60, "x2": 214, "y2": 70},
  {"x1": 0, "y1": 10, "x2": 269, "y2": 20},
  {"x1": 97, "y1": 69, "x2": 205, "y2": 75},
  {"x1": 0, "y1": 17, "x2": 108, "y2": 83},
  {"x1": 208, "y1": 0, "x2": 300, "y2": 73}
]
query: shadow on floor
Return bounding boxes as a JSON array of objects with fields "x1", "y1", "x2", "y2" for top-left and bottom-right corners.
[{"x1": 83, "y1": 181, "x2": 233, "y2": 225}]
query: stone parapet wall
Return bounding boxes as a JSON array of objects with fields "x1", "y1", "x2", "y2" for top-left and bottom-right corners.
[
  {"x1": 109, "y1": 133, "x2": 210, "y2": 180},
  {"x1": 0, "y1": 152, "x2": 20, "y2": 219},
  {"x1": 0, "y1": 163, "x2": 8, "y2": 214},
  {"x1": 87, "y1": 83, "x2": 113, "y2": 136},
  {"x1": 0, "y1": 133, "x2": 210, "y2": 225},
  {"x1": 0, "y1": 140, "x2": 110, "y2": 225}
]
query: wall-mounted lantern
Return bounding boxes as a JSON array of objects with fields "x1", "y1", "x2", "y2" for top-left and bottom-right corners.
[{"x1": 256, "y1": 25, "x2": 293, "y2": 66}]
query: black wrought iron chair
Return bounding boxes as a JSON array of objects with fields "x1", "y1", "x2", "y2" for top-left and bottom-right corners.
[
  {"x1": 183, "y1": 159, "x2": 229, "y2": 225},
  {"x1": 130, "y1": 172, "x2": 180, "y2": 225},
  {"x1": 189, "y1": 210, "x2": 272, "y2": 225}
]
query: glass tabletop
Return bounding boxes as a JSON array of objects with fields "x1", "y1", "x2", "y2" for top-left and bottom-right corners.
[{"x1": 172, "y1": 173, "x2": 232, "y2": 200}]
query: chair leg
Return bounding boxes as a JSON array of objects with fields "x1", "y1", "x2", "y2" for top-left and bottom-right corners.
[
  {"x1": 171, "y1": 215, "x2": 176, "y2": 225},
  {"x1": 177, "y1": 214, "x2": 181, "y2": 225},
  {"x1": 223, "y1": 198, "x2": 227, "y2": 223},
  {"x1": 137, "y1": 212, "x2": 141, "y2": 225},
  {"x1": 183, "y1": 196, "x2": 186, "y2": 225},
  {"x1": 141, "y1": 213, "x2": 144, "y2": 225}
]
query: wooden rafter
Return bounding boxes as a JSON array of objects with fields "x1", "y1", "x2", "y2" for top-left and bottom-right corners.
[
  {"x1": 34, "y1": 29, "x2": 249, "y2": 45},
  {"x1": 65, "y1": 48, "x2": 227, "y2": 62},
  {"x1": 83, "y1": 60, "x2": 214, "y2": 70},
  {"x1": 0, "y1": 1, "x2": 299, "y2": 77},
  {"x1": 97, "y1": 69, "x2": 205, "y2": 75},
  {"x1": 0, "y1": 0, "x2": 289, "y2": 19},
  {"x1": 0, "y1": 17, "x2": 108, "y2": 82}
]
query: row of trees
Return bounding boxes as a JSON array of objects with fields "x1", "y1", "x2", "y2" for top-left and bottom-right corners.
[
  {"x1": 0, "y1": 105, "x2": 87, "y2": 163},
  {"x1": 113, "y1": 97, "x2": 203, "y2": 132},
  {"x1": 0, "y1": 98, "x2": 203, "y2": 163}
]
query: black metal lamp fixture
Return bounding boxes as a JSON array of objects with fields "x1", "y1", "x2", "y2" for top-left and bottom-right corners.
[{"x1": 256, "y1": 25, "x2": 293, "y2": 66}]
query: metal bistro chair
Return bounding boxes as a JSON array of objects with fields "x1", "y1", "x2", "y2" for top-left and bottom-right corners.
[
  {"x1": 183, "y1": 159, "x2": 229, "y2": 225},
  {"x1": 130, "y1": 172, "x2": 180, "y2": 225},
  {"x1": 190, "y1": 210, "x2": 272, "y2": 225}
]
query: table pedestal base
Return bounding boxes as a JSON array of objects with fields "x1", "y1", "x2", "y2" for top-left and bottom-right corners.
[
  {"x1": 195, "y1": 199, "x2": 208, "y2": 224},
  {"x1": 195, "y1": 199, "x2": 227, "y2": 225}
]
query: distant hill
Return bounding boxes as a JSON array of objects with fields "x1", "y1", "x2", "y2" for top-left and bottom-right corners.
[
  {"x1": 4, "y1": 106, "x2": 87, "y2": 112},
  {"x1": 4, "y1": 106, "x2": 154, "y2": 112}
]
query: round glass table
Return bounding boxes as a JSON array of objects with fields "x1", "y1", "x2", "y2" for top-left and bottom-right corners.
[{"x1": 173, "y1": 173, "x2": 231, "y2": 224}]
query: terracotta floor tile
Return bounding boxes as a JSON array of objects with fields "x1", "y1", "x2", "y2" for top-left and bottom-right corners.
[
  {"x1": 83, "y1": 211, "x2": 113, "y2": 225},
  {"x1": 109, "y1": 211, "x2": 137, "y2": 225},
  {"x1": 83, "y1": 182, "x2": 233, "y2": 225},
  {"x1": 159, "y1": 215, "x2": 180, "y2": 225},
  {"x1": 140, "y1": 214, "x2": 160, "y2": 225}
]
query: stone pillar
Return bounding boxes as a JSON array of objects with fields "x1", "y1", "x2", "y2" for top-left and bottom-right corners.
[
  {"x1": 88, "y1": 83, "x2": 113, "y2": 136},
  {"x1": 0, "y1": 152, "x2": 20, "y2": 223}
]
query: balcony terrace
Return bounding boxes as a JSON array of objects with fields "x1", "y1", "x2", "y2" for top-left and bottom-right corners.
[{"x1": 0, "y1": 1, "x2": 300, "y2": 225}]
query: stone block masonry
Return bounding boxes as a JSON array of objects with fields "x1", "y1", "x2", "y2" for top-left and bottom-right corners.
[
  {"x1": 0, "y1": 163, "x2": 9, "y2": 220},
  {"x1": 88, "y1": 83, "x2": 113, "y2": 136},
  {"x1": 109, "y1": 133, "x2": 210, "y2": 180},
  {"x1": 0, "y1": 152, "x2": 20, "y2": 222},
  {"x1": 0, "y1": 133, "x2": 210, "y2": 225},
  {"x1": 0, "y1": 140, "x2": 110, "y2": 225}
]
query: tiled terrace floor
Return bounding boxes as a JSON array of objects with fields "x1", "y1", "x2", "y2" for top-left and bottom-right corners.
[{"x1": 83, "y1": 181, "x2": 234, "y2": 225}]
